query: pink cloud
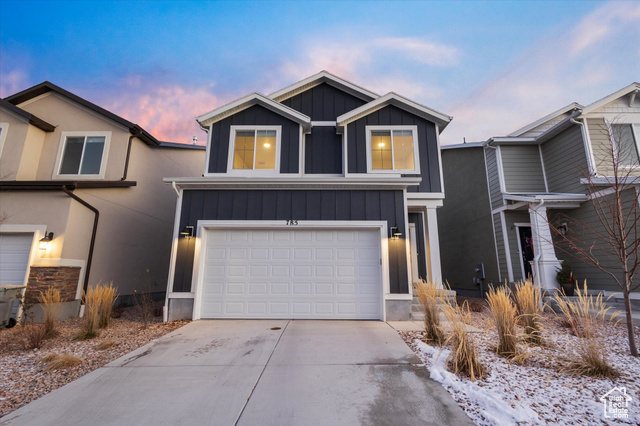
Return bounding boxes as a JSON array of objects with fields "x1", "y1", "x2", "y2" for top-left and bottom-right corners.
[{"x1": 0, "y1": 69, "x2": 29, "y2": 98}]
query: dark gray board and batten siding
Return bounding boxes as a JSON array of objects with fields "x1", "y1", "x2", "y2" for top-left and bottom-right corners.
[
  {"x1": 540, "y1": 125, "x2": 588, "y2": 194},
  {"x1": 346, "y1": 105, "x2": 442, "y2": 193},
  {"x1": 207, "y1": 104, "x2": 301, "y2": 174},
  {"x1": 172, "y1": 189, "x2": 409, "y2": 294},
  {"x1": 485, "y1": 148, "x2": 503, "y2": 210},
  {"x1": 501, "y1": 145, "x2": 546, "y2": 193}
]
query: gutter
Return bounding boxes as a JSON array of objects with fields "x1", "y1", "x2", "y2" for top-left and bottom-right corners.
[{"x1": 61, "y1": 186, "x2": 99, "y2": 298}]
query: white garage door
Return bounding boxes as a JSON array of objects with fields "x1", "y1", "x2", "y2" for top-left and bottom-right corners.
[
  {"x1": 200, "y1": 228, "x2": 382, "y2": 319},
  {"x1": 0, "y1": 233, "x2": 32, "y2": 285}
]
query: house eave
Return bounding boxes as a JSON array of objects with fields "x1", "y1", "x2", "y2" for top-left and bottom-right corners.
[
  {"x1": 267, "y1": 71, "x2": 379, "y2": 103},
  {"x1": 0, "y1": 180, "x2": 137, "y2": 190}
]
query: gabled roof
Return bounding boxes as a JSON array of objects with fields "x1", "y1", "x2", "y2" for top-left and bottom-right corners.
[
  {"x1": 5, "y1": 81, "x2": 160, "y2": 146},
  {"x1": 0, "y1": 99, "x2": 55, "y2": 132},
  {"x1": 580, "y1": 82, "x2": 640, "y2": 115},
  {"x1": 268, "y1": 71, "x2": 379, "y2": 103},
  {"x1": 509, "y1": 102, "x2": 583, "y2": 137},
  {"x1": 196, "y1": 92, "x2": 311, "y2": 130},
  {"x1": 336, "y1": 92, "x2": 453, "y2": 130}
]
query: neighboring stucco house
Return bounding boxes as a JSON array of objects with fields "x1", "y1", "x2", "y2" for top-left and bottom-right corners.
[
  {"x1": 164, "y1": 71, "x2": 452, "y2": 321},
  {"x1": 439, "y1": 82, "x2": 640, "y2": 297},
  {"x1": 0, "y1": 82, "x2": 205, "y2": 318}
]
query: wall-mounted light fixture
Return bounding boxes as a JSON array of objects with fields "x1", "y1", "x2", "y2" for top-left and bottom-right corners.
[
  {"x1": 39, "y1": 232, "x2": 54, "y2": 250},
  {"x1": 557, "y1": 223, "x2": 568, "y2": 236},
  {"x1": 390, "y1": 226, "x2": 402, "y2": 240},
  {"x1": 180, "y1": 226, "x2": 194, "y2": 238}
]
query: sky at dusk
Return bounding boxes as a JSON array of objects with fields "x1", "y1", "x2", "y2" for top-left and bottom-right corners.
[{"x1": 1, "y1": 0, "x2": 639, "y2": 145}]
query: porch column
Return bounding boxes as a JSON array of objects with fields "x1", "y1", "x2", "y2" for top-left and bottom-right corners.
[
  {"x1": 528, "y1": 203, "x2": 561, "y2": 290},
  {"x1": 425, "y1": 207, "x2": 443, "y2": 286}
]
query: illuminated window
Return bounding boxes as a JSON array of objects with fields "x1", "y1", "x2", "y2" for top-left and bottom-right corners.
[
  {"x1": 368, "y1": 127, "x2": 418, "y2": 172},
  {"x1": 232, "y1": 129, "x2": 277, "y2": 170}
]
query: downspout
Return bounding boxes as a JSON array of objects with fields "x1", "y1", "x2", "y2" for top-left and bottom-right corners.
[
  {"x1": 121, "y1": 130, "x2": 141, "y2": 181},
  {"x1": 62, "y1": 186, "x2": 99, "y2": 302},
  {"x1": 532, "y1": 198, "x2": 545, "y2": 288}
]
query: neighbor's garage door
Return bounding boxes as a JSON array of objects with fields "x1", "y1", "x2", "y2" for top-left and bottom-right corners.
[
  {"x1": 0, "y1": 233, "x2": 32, "y2": 285},
  {"x1": 199, "y1": 228, "x2": 382, "y2": 319}
]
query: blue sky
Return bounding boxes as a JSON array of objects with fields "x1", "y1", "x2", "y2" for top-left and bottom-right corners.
[{"x1": 1, "y1": 0, "x2": 639, "y2": 144}]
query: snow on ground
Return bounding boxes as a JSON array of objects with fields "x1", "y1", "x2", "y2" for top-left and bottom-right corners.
[{"x1": 400, "y1": 311, "x2": 640, "y2": 425}]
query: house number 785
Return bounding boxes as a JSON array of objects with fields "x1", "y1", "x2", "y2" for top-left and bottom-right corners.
[{"x1": 286, "y1": 220, "x2": 299, "y2": 225}]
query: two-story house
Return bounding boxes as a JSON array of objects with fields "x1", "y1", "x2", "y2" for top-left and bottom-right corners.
[
  {"x1": 438, "y1": 82, "x2": 640, "y2": 297},
  {"x1": 0, "y1": 82, "x2": 204, "y2": 320},
  {"x1": 164, "y1": 71, "x2": 452, "y2": 321}
]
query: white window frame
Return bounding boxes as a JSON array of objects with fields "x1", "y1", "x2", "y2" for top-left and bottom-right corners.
[
  {"x1": 608, "y1": 122, "x2": 640, "y2": 168},
  {"x1": 0, "y1": 123, "x2": 8, "y2": 158},
  {"x1": 366, "y1": 125, "x2": 420, "y2": 174},
  {"x1": 53, "y1": 131, "x2": 111, "y2": 180},
  {"x1": 226, "y1": 125, "x2": 282, "y2": 176}
]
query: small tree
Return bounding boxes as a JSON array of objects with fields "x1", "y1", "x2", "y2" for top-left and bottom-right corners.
[{"x1": 550, "y1": 119, "x2": 640, "y2": 357}]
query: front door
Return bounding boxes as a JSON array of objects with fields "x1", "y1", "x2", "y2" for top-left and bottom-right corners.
[{"x1": 517, "y1": 226, "x2": 534, "y2": 280}]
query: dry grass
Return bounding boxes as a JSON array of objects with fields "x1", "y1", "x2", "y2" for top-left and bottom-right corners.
[
  {"x1": 39, "y1": 287, "x2": 61, "y2": 338},
  {"x1": 441, "y1": 300, "x2": 486, "y2": 381},
  {"x1": 95, "y1": 340, "x2": 118, "y2": 350},
  {"x1": 554, "y1": 281, "x2": 619, "y2": 378},
  {"x1": 78, "y1": 282, "x2": 118, "y2": 340},
  {"x1": 38, "y1": 353, "x2": 83, "y2": 371},
  {"x1": 413, "y1": 280, "x2": 446, "y2": 346},
  {"x1": 20, "y1": 323, "x2": 46, "y2": 350},
  {"x1": 486, "y1": 285, "x2": 519, "y2": 357},
  {"x1": 513, "y1": 279, "x2": 544, "y2": 345},
  {"x1": 98, "y1": 282, "x2": 117, "y2": 329}
]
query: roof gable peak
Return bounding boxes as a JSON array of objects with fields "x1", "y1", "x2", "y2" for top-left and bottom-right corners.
[{"x1": 268, "y1": 71, "x2": 379, "y2": 103}]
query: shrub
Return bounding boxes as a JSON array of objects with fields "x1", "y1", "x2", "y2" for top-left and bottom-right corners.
[
  {"x1": 554, "y1": 281, "x2": 619, "y2": 377},
  {"x1": 21, "y1": 322, "x2": 46, "y2": 350},
  {"x1": 486, "y1": 285, "x2": 519, "y2": 357},
  {"x1": 79, "y1": 286, "x2": 101, "y2": 340},
  {"x1": 513, "y1": 279, "x2": 544, "y2": 345},
  {"x1": 97, "y1": 282, "x2": 117, "y2": 329},
  {"x1": 39, "y1": 353, "x2": 83, "y2": 371},
  {"x1": 95, "y1": 340, "x2": 118, "y2": 350},
  {"x1": 441, "y1": 300, "x2": 485, "y2": 381},
  {"x1": 413, "y1": 280, "x2": 446, "y2": 345},
  {"x1": 39, "y1": 287, "x2": 61, "y2": 338}
]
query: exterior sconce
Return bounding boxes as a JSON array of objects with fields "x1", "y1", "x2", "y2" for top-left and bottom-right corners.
[
  {"x1": 39, "y1": 232, "x2": 54, "y2": 250},
  {"x1": 390, "y1": 226, "x2": 402, "y2": 240},
  {"x1": 557, "y1": 223, "x2": 568, "y2": 236},
  {"x1": 180, "y1": 226, "x2": 194, "y2": 238}
]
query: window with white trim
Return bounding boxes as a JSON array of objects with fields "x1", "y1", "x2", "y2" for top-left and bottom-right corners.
[
  {"x1": 366, "y1": 126, "x2": 420, "y2": 173},
  {"x1": 228, "y1": 126, "x2": 280, "y2": 172},
  {"x1": 54, "y1": 131, "x2": 110, "y2": 178}
]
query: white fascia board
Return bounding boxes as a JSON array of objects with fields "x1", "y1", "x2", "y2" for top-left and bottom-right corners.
[
  {"x1": 196, "y1": 93, "x2": 311, "y2": 129},
  {"x1": 267, "y1": 71, "x2": 379, "y2": 102},
  {"x1": 581, "y1": 82, "x2": 640, "y2": 115},
  {"x1": 405, "y1": 192, "x2": 445, "y2": 200},
  {"x1": 486, "y1": 137, "x2": 538, "y2": 145},
  {"x1": 581, "y1": 176, "x2": 640, "y2": 186},
  {"x1": 164, "y1": 176, "x2": 422, "y2": 190},
  {"x1": 440, "y1": 142, "x2": 485, "y2": 150},
  {"x1": 337, "y1": 92, "x2": 453, "y2": 130},
  {"x1": 508, "y1": 103, "x2": 583, "y2": 137},
  {"x1": 503, "y1": 193, "x2": 588, "y2": 202}
]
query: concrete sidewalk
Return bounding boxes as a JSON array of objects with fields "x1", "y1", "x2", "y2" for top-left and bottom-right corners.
[{"x1": 1, "y1": 320, "x2": 471, "y2": 426}]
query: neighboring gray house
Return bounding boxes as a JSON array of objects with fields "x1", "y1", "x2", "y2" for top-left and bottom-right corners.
[
  {"x1": 164, "y1": 71, "x2": 452, "y2": 321},
  {"x1": 439, "y1": 82, "x2": 640, "y2": 297}
]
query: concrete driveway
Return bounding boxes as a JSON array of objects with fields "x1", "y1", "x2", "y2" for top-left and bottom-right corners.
[{"x1": 1, "y1": 320, "x2": 471, "y2": 426}]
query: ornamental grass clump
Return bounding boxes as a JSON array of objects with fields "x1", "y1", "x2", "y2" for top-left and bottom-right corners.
[
  {"x1": 79, "y1": 286, "x2": 101, "y2": 340},
  {"x1": 413, "y1": 279, "x2": 446, "y2": 345},
  {"x1": 513, "y1": 279, "x2": 544, "y2": 345},
  {"x1": 441, "y1": 300, "x2": 485, "y2": 381},
  {"x1": 486, "y1": 285, "x2": 519, "y2": 358},
  {"x1": 39, "y1": 353, "x2": 83, "y2": 371},
  {"x1": 39, "y1": 287, "x2": 61, "y2": 338},
  {"x1": 554, "y1": 281, "x2": 619, "y2": 378},
  {"x1": 97, "y1": 282, "x2": 117, "y2": 329}
]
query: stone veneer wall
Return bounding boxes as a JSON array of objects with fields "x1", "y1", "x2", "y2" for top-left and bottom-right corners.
[{"x1": 24, "y1": 266, "x2": 81, "y2": 303}]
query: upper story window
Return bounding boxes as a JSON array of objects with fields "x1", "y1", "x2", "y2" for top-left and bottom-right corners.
[
  {"x1": 611, "y1": 124, "x2": 640, "y2": 167},
  {"x1": 366, "y1": 125, "x2": 420, "y2": 173},
  {"x1": 54, "y1": 131, "x2": 111, "y2": 179},
  {"x1": 227, "y1": 126, "x2": 281, "y2": 173}
]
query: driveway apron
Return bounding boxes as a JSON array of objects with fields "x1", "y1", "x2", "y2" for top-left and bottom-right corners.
[{"x1": 1, "y1": 320, "x2": 471, "y2": 426}]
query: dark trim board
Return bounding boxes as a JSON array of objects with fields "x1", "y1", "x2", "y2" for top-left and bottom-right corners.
[{"x1": 172, "y1": 189, "x2": 409, "y2": 294}]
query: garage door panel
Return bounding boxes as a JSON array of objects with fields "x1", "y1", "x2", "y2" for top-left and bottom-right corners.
[{"x1": 200, "y1": 228, "x2": 382, "y2": 319}]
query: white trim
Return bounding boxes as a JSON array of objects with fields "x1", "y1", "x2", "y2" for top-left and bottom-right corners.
[
  {"x1": 164, "y1": 188, "x2": 184, "y2": 319},
  {"x1": 406, "y1": 192, "x2": 445, "y2": 200},
  {"x1": 496, "y1": 145, "x2": 507, "y2": 193},
  {"x1": 408, "y1": 223, "x2": 419, "y2": 282},
  {"x1": 484, "y1": 149, "x2": 502, "y2": 282},
  {"x1": 311, "y1": 121, "x2": 337, "y2": 126},
  {"x1": 508, "y1": 103, "x2": 583, "y2": 137},
  {"x1": 268, "y1": 71, "x2": 379, "y2": 103},
  {"x1": 384, "y1": 293, "x2": 413, "y2": 301},
  {"x1": 514, "y1": 223, "x2": 532, "y2": 281},
  {"x1": 166, "y1": 176, "x2": 422, "y2": 190},
  {"x1": 204, "y1": 124, "x2": 213, "y2": 175},
  {"x1": 197, "y1": 92, "x2": 311, "y2": 128},
  {"x1": 539, "y1": 144, "x2": 549, "y2": 192},
  {"x1": 406, "y1": 199, "x2": 443, "y2": 209},
  {"x1": 578, "y1": 118, "x2": 597, "y2": 176},
  {"x1": 225, "y1": 126, "x2": 282, "y2": 176},
  {"x1": 365, "y1": 125, "x2": 421, "y2": 174},
  {"x1": 167, "y1": 292, "x2": 195, "y2": 299},
  {"x1": 190, "y1": 220, "x2": 389, "y2": 321},
  {"x1": 52, "y1": 131, "x2": 112, "y2": 180},
  {"x1": 0, "y1": 122, "x2": 8, "y2": 158},
  {"x1": 299, "y1": 125, "x2": 304, "y2": 176},
  {"x1": 580, "y1": 82, "x2": 640, "y2": 115},
  {"x1": 337, "y1": 92, "x2": 452, "y2": 129},
  {"x1": 343, "y1": 125, "x2": 349, "y2": 177},
  {"x1": 499, "y1": 211, "x2": 514, "y2": 282},
  {"x1": 424, "y1": 207, "x2": 442, "y2": 285},
  {"x1": 403, "y1": 189, "x2": 412, "y2": 288},
  {"x1": 435, "y1": 124, "x2": 445, "y2": 196}
]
